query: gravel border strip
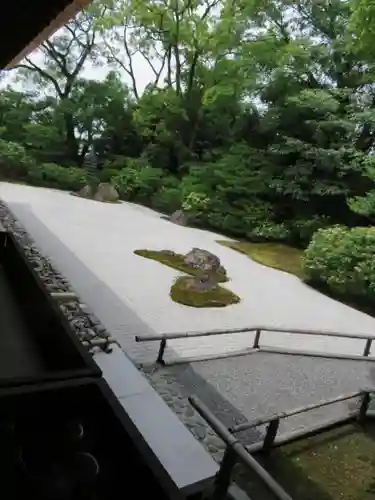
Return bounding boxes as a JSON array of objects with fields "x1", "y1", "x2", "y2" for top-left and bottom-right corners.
[
  {"x1": 0, "y1": 199, "x2": 226, "y2": 459},
  {"x1": 0, "y1": 200, "x2": 268, "y2": 498},
  {"x1": 140, "y1": 363, "x2": 227, "y2": 463},
  {"x1": 0, "y1": 200, "x2": 112, "y2": 354}
]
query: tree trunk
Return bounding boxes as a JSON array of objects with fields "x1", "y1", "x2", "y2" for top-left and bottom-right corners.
[{"x1": 64, "y1": 113, "x2": 79, "y2": 164}]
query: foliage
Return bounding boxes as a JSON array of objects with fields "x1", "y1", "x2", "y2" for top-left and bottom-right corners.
[
  {"x1": 218, "y1": 241, "x2": 305, "y2": 279},
  {"x1": 111, "y1": 157, "x2": 164, "y2": 201},
  {"x1": 350, "y1": 0, "x2": 375, "y2": 58},
  {"x1": 99, "y1": 168, "x2": 119, "y2": 183},
  {"x1": 28, "y1": 163, "x2": 88, "y2": 191},
  {"x1": 3, "y1": 0, "x2": 375, "y2": 259},
  {"x1": 151, "y1": 176, "x2": 182, "y2": 214},
  {"x1": 348, "y1": 157, "x2": 375, "y2": 220},
  {"x1": 247, "y1": 422, "x2": 375, "y2": 500},
  {"x1": 134, "y1": 249, "x2": 228, "y2": 282},
  {"x1": 0, "y1": 139, "x2": 35, "y2": 178},
  {"x1": 289, "y1": 216, "x2": 333, "y2": 245},
  {"x1": 303, "y1": 226, "x2": 375, "y2": 301},
  {"x1": 170, "y1": 276, "x2": 240, "y2": 308},
  {"x1": 182, "y1": 191, "x2": 210, "y2": 215}
]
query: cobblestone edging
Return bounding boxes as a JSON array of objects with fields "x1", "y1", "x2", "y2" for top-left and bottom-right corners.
[
  {"x1": 0, "y1": 201, "x2": 111, "y2": 353},
  {"x1": 0, "y1": 200, "x2": 226, "y2": 458},
  {"x1": 0, "y1": 200, "x2": 225, "y2": 458},
  {"x1": 140, "y1": 363, "x2": 226, "y2": 463}
]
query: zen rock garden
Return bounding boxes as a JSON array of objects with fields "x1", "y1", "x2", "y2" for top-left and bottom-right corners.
[{"x1": 134, "y1": 247, "x2": 240, "y2": 308}]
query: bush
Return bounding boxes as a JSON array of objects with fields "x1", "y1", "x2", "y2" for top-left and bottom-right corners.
[
  {"x1": 0, "y1": 139, "x2": 35, "y2": 179},
  {"x1": 204, "y1": 198, "x2": 283, "y2": 239},
  {"x1": 102, "y1": 155, "x2": 128, "y2": 171},
  {"x1": 151, "y1": 176, "x2": 182, "y2": 214},
  {"x1": 303, "y1": 226, "x2": 375, "y2": 301},
  {"x1": 182, "y1": 191, "x2": 210, "y2": 215},
  {"x1": 99, "y1": 168, "x2": 119, "y2": 183},
  {"x1": 290, "y1": 215, "x2": 331, "y2": 244},
  {"x1": 111, "y1": 157, "x2": 163, "y2": 202},
  {"x1": 28, "y1": 163, "x2": 88, "y2": 191},
  {"x1": 248, "y1": 222, "x2": 292, "y2": 242}
]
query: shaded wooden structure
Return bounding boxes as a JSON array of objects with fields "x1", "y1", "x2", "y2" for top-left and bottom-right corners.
[{"x1": 1, "y1": 0, "x2": 90, "y2": 69}]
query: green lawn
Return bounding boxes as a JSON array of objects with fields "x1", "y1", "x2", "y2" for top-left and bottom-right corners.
[
  {"x1": 234, "y1": 422, "x2": 375, "y2": 500},
  {"x1": 217, "y1": 239, "x2": 375, "y2": 318},
  {"x1": 218, "y1": 240, "x2": 305, "y2": 279}
]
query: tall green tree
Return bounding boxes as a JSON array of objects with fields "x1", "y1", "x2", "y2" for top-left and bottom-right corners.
[{"x1": 14, "y1": 8, "x2": 102, "y2": 163}]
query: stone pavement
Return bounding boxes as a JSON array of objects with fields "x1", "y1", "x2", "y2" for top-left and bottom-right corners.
[{"x1": 141, "y1": 352, "x2": 375, "y2": 459}]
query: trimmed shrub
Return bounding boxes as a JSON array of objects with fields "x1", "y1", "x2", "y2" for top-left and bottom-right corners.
[
  {"x1": 28, "y1": 163, "x2": 88, "y2": 191},
  {"x1": 99, "y1": 168, "x2": 119, "y2": 183},
  {"x1": 112, "y1": 157, "x2": 163, "y2": 202},
  {"x1": 182, "y1": 191, "x2": 210, "y2": 216},
  {"x1": 291, "y1": 215, "x2": 332, "y2": 244},
  {"x1": 248, "y1": 221, "x2": 292, "y2": 242},
  {"x1": 102, "y1": 155, "x2": 128, "y2": 171},
  {"x1": 0, "y1": 139, "x2": 35, "y2": 179},
  {"x1": 151, "y1": 176, "x2": 182, "y2": 214},
  {"x1": 303, "y1": 226, "x2": 375, "y2": 300}
]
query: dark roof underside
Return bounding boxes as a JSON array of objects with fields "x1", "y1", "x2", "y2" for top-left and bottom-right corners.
[{"x1": 1, "y1": 0, "x2": 75, "y2": 69}]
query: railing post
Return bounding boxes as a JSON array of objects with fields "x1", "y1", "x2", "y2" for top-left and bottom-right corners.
[
  {"x1": 253, "y1": 329, "x2": 261, "y2": 349},
  {"x1": 212, "y1": 447, "x2": 237, "y2": 500},
  {"x1": 363, "y1": 339, "x2": 372, "y2": 357},
  {"x1": 263, "y1": 418, "x2": 280, "y2": 453},
  {"x1": 156, "y1": 338, "x2": 167, "y2": 364},
  {"x1": 358, "y1": 392, "x2": 371, "y2": 422}
]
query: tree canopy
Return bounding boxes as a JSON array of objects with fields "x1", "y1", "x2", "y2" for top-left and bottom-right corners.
[{"x1": 1, "y1": 0, "x2": 375, "y2": 244}]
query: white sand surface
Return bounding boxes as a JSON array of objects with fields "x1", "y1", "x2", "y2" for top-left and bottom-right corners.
[{"x1": 1, "y1": 182, "x2": 374, "y2": 361}]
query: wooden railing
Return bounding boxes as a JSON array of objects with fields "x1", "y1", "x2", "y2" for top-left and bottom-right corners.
[
  {"x1": 189, "y1": 395, "x2": 293, "y2": 500},
  {"x1": 230, "y1": 389, "x2": 373, "y2": 453},
  {"x1": 189, "y1": 389, "x2": 374, "y2": 500},
  {"x1": 135, "y1": 325, "x2": 375, "y2": 365}
]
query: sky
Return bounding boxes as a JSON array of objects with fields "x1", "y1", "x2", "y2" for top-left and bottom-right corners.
[{"x1": 2, "y1": 32, "x2": 156, "y2": 97}]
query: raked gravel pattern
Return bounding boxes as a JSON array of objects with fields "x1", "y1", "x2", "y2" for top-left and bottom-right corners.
[
  {"x1": 0, "y1": 200, "x2": 112, "y2": 353},
  {"x1": 2, "y1": 182, "x2": 375, "y2": 363},
  {"x1": 0, "y1": 191, "x2": 374, "y2": 468},
  {"x1": 0, "y1": 197, "x2": 228, "y2": 461},
  {"x1": 140, "y1": 351, "x2": 375, "y2": 457}
]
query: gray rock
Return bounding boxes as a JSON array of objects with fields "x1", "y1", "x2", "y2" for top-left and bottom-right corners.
[
  {"x1": 77, "y1": 185, "x2": 94, "y2": 199},
  {"x1": 89, "y1": 315, "x2": 101, "y2": 326},
  {"x1": 184, "y1": 406, "x2": 195, "y2": 418},
  {"x1": 183, "y1": 248, "x2": 222, "y2": 290},
  {"x1": 184, "y1": 248, "x2": 221, "y2": 273},
  {"x1": 85, "y1": 328, "x2": 97, "y2": 338},
  {"x1": 93, "y1": 183, "x2": 119, "y2": 203},
  {"x1": 169, "y1": 210, "x2": 188, "y2": 226},
  {"x1": 192, "y1": 424, "x2": 207, "y2": 440},
  {"x1": 0, "y1": 201, "x2": 113, "y2": 354}
]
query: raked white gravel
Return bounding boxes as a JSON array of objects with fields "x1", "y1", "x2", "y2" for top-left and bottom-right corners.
[{"x1": 1, "y1": 181, "x2": 375, "y2": 361}]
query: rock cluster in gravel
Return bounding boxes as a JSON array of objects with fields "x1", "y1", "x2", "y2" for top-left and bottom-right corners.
[
  {"x1": 0, "y1": 201, "x2": 112, "y2": 354},
  {"x1": 140, "y1": 363, "x2": 226, "y2": 463}
]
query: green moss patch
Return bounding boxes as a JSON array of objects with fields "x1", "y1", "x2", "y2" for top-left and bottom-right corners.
[
  {"x1": 170, "y1": 276, "x2": 240, "y2": 308},
  {"x1": 134, "y1": 249, "x2": 228, "y2": 282},
  {"x1": 218, "y1": 240, "x2": 305, "y2": 279},
  {"x1": 217, "y1": 239, "x2": 375, "y2": 317},
  {"x1": 237, "y1": 422, "x2": 375, "y2": 500}
]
